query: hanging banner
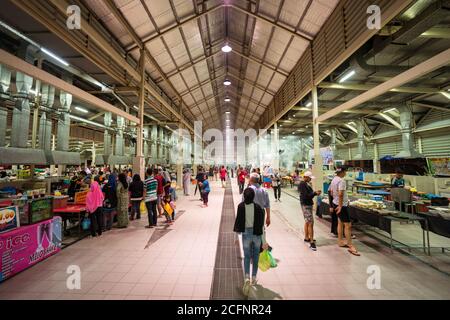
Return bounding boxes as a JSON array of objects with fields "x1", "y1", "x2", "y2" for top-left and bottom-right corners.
[{"x1": 0, "y1": 216, "x2": 62, "y2": 282}]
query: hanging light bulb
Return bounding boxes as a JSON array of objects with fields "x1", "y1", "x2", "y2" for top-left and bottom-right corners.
[
  {"x1": 221, "y1": 44, "x2": 232, "y2": 53},
  {"x1": 224, "y1": 97, "x2": 231, "y2": 102},
  {"x1": 224, "y1": 79, "x2": 231, "y2": 86}
]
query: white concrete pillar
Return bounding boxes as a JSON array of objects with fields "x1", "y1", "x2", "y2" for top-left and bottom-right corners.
[
  {"x1": 133, "y1": 50, "x2": 146, "y2": 178},
  {"x1": 273, "y1": 123, "x2": 280, "y2": 170},
  {"x1": 312, "y1": 86, "x2": 324, "y2": 192},
  {"x1": 151, "y1": 125, "x2": 158, "y2": 164}
]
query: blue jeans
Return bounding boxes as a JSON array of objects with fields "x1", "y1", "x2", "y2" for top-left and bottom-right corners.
[
  {"x1": 242, "y1": 228, "x2": 262, "y2": 278},
  {"x1": 145, "y1": 200, "x2": 157, "y2": 226}
]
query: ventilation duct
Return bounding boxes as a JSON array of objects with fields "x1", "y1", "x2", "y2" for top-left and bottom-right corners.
[
  {"x1": 11, "y1": 46, "x2": 34, "y2": 148},
  {"x1": 38, "y1": 84, "x2": 54, "y2": 150},
  {"x1": 0, "y1": 64, "x2": 11, "y2": 147},
  {"x1": 353, "y1": 121, "x2": 367, "y2": 160},
  {"x1": 0, "y1": 64, "x2": 11, "y2": 98},
  {"x1": 0, "y1": 46, "x2": 48, "y2": 165},
  {"x1": 150, "y1": 125, "x2": 158, "y2": 164},
  {"x1": 57, "y1": 86, "x2": 72, "y2": 151},
  {"x1": 329, "y1": 128, "x2": 337, "y2": 155},
  {"x1": 45, "y1": 79, "x2": 80, "y2": 165},
  {"x1": 143, "y1": 127, "x2": 149, "y2": 158},
  {"x1": 106, "y1": 115, "x2": 129, "y2": 165},
  {"x1": 395, "y1": 106, "x2": 423, "y2": 159},
  {"x1": 103, "y1": 112, "x2": 112, "y2": 156}
]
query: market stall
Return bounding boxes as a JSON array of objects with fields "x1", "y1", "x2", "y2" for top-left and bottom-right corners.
[
  {"x1": 319, "y1": 199, "x2": 430, "y2": 254},
  {"x1": 0, "y1": 199, "x2": 62, "y2": 282}
]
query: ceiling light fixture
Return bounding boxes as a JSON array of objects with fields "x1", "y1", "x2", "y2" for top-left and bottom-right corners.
[
  {"x1": 224, "y1": 79, "x2": 231, "y2": 86},
  {"x1": 0, "y1": 20, "x2": 70, "y2": 67},
  {"x1": 41, "y1": 48, "x2": 69, "y2": 66},
  {"x1": 74, "y1": 106, "x2": 89, "y2": 113},
  {"x1": 224, "y1": 97, "x2": 231, "y2": 102},
  {"x1": 339, "y1": 70, "x2": 356, "y2": 83},
  {"x1": 306, "y1": 102, "x2": 312, "y2": 107},
  {"x1": 221, "y1": 44, "x2": 232, "y2": 53},
  {"x1": 225, "y1": 111, "x2": 230, "y2": 114}
]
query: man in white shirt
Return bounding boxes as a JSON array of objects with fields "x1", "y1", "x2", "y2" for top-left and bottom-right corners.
[{"x1": 329, "y1": 168, "x2": 360, "y2": 256}]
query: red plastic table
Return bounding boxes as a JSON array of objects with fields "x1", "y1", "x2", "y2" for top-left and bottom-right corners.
[{"x1": 53, "y1": 205, "x2": 86, "y2": 240}]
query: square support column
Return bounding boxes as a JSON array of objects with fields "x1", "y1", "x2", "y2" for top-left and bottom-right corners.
[
  {"x1": 312, "y1": 86, "x2": 324, "y2": 193},
  {"x1": 133, "y1": 49, "x2": 146, "y2": 179},
  {"x1": 272, "y1": 123, "x2": 280, "y2": 170}
]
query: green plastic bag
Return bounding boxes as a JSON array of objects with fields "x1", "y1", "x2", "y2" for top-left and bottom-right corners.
[
  {"x1": 268, "y1": 250, "x2": 277, "y2": 268},
  {"x1": 258, "y1": 250, "x2": 271, "y2": 272}
]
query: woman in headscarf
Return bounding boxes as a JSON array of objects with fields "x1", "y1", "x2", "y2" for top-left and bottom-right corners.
[
  {"x1": 103, "y1": 173, "x2": 117, "y2": 208},
  {"x1": 183, "y1": 168, "x2": 191, "y2": 196},
  {"x1": 86, "y1": 180, "x2": 104, "y2": 237},
  {"x1": 116, "y1": 172, "x2": 129, "y2": 228}
]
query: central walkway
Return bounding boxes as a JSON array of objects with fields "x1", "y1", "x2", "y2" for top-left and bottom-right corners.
[{"x1": 0, "y1": 178, "x2": 449, "y2": 300}]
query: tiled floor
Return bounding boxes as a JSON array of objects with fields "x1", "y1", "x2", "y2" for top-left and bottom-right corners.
[
  {"x1": 1, "y1": 178, "x2": 449, "y2": 300},
  {"x1": 232, "y1": 182, "x2": 450, "y2": 300},
  {"x1": 0, "y1": 180, "x2": 225, "y2": 300}
]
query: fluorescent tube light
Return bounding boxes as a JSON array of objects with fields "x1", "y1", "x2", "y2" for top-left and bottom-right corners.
[
  {"x1": 74, "y1": 106, "x2": 89, "y2": 113},
  {"x1": 339, "y1": 70, "x2": 356, "y2": 83},
  {"x1": 41, "y1": 48, "x2": 69, "y2": 66}
]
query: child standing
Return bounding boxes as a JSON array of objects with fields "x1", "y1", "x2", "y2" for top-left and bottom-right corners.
[
  {"x1": 162, "y1": 194, "x2": 175, "y2": 224},
  {"x1": 199, "y1": 174, "x2": 210, "y2": 208}
]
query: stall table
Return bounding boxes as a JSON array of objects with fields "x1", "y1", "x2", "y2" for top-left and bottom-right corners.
[
  {"x1": 319, "y1": 201, "x2": 430, "y2": 254},
  {"x1": 53, "y1": 204, "x2": 86, "y2": 242},
  {"x1": 352, "y1": 182, "x2": 391, "y2": 193}
]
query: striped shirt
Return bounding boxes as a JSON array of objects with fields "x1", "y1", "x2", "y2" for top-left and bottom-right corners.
[{"x1": 144, "y1": 176, "x2": 158, "y2": 202}]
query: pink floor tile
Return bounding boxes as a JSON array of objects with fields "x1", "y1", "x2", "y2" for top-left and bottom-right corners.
[{"x1": 109, "y1": 283, "x2": 135, "y2": 295}]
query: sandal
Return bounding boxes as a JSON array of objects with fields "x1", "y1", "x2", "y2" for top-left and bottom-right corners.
[{"x1": 348, "y1": 247, "x2": 361, "y2": 256}]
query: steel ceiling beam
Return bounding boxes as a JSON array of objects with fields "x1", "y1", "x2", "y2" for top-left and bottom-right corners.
[
  {"x1": 166, "y1": 0, "x2": 216, "y2": 123},
  {"x1": 412, "y1": 101, "x2": 450, "y2": 113},
  {"x1": 43, "y1": 0, "x2": 193, "y2": 131},
  {"x1": 227, "y1": 4, "x2": 312, "y2": 42},
  {"x1": 318, "y1": 82, "x2": 443, "y2": 94},
  {"x1": 0, "y1": 48, "x2": 140, "y2": 123},
  {"x1": 178, "y1": 70, "x2": 276, "y2": 98},
  {"x1": 104, "y1": 0, "x2": 197, "y2": 123},
  {"x1": 126, "y1": 3, "x2": 223, "y2": 52},
  {"x1": 228, "y1": 38, "x2": 290, "y2": 77},
  {"x1": 164, "y1": 48, "x2": 222, "y2": 79},
  {"x1": 318, "y1": 48, "x2": 450, "y2": 122}
]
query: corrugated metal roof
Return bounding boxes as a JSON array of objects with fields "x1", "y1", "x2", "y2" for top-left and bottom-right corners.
[{"x1": 81, "y1": 0, "x2": 339, "y2": 130}]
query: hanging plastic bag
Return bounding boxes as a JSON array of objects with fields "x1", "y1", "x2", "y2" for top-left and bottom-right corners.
[
  {"x1": 258, "y1": 250, "x2": 271, "y2": 272},
  {"x1": 81, "y1": 216, "x2": 91, "y2": 231},
  {"x1": 140, "y1": 201, "x2": 147, "y2": 214},
  {"x1": 268, "y1": 250, "x2": 277, "y2": 268}
]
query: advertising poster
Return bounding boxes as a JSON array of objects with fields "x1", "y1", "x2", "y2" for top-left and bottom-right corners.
[
  {"x1": 74, "y1": 190, "x2": 88, "y2": 204},
  {"x1": 0, "y1": 216, "x2": 62, "y2": 282},
  {"x1": 429, "y1": 158, "x2": 450, "y2": 177},
  {"x1": 0, "y1": 206, "x2": 20, "y2": 234},
  {"x1": 308, "y1": 147, "x2": 334, "y2": 165}
]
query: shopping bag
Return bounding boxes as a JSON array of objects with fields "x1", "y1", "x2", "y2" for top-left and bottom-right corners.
[
  {"x1": 81, "y1": 216, "x2": 91, "y2": 231},
  {"x1": 258, "y1": 250, "x2": 271, "y2": 272},
  {"x1": 140, "y1": 201, "x2": 147, "y2": 214},
  {"x1": 268, "y1": 250, "x2": 277, "y2": 268}
]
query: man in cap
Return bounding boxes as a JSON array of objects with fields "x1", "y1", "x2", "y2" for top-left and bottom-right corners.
[{"x1": 298, "y1": 171, "x2": 321, "y2": 251}]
